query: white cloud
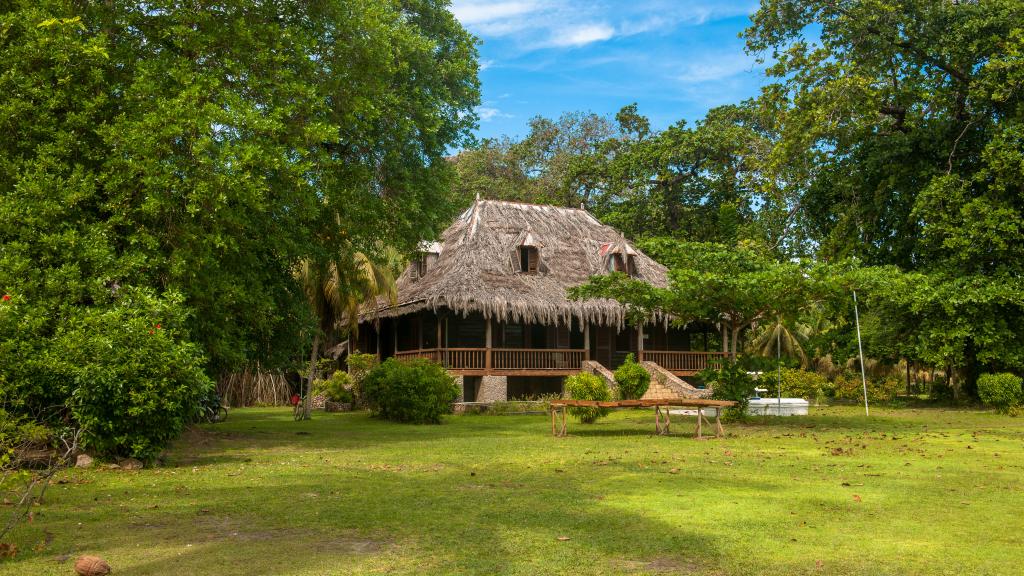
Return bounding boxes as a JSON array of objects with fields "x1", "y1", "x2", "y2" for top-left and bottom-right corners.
[
  {"x1": 450, "y1": 1, "x2": 755, "y2": 52},
  {"x1": 477, "y1": 106, "x2": 513, "y2": 121},
  {"x1": 546, "y1": 23, "x2": 615, "y2": 48}
]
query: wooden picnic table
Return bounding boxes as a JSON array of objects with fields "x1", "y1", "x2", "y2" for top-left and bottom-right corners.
[{"x1": 548, "y1": 398, "x2": 737, "y2": 439}]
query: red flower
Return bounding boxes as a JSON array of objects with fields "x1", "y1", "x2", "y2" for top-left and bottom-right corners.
[
  {"x1": 156, "y1": 323, "x2": 161, "y2": 329},
  {"x1": 1, "y1": 294, "x2": 10, "y2": 302},
  {"x1": 148, "y1": 330, "x2": 154, "y2": 335}
]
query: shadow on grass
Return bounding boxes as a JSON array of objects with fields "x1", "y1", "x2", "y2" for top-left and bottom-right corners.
[{"x1": 34, "y1": 466, "x2": 726, "y2": 576}]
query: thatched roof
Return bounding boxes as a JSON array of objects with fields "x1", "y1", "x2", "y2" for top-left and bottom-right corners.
[{"x1": 365, "y1": 199, "x2": 669, "y2": 327}]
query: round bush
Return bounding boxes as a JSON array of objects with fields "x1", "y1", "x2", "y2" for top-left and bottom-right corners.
[
  {"x1": 361, "y1": 358, "x2": 458, "y2": 424},
  {"x1": 613, "y1": 353, "x2": 650, "y2": 400},
  {"x1": 977, "y1": 372, "x2": 1024, "y2": 413},
  {"x1": 564, "y1": 372, "x2": 611, "y2": 423},
  {"x1": 59, "y1": 289, "x2": 213, "y2": 461}
]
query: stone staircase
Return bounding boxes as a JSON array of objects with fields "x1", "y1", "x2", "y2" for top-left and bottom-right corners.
[
  {"x1": 640, "y1": 361, "x2": 711, "y2": 400},
  {"x1": 581, "y1": 360, "x2": 616, "y2": 394}
]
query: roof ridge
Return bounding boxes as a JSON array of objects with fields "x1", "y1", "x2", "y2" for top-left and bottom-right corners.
[{"x1": 477, "y1": 198, "x2": 590, "y2": 212}]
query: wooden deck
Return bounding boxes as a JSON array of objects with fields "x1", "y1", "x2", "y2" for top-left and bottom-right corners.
[{"x1": 392, "y1": 348, "x2": 726, "y2": 376}]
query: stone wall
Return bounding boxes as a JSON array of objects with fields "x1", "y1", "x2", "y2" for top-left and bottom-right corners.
[{"x1": 476, "y1": 375, "x2": 508, "y2": 402}]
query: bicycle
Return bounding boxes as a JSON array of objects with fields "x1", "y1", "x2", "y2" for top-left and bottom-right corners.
[{"x1": 291, "y1": 393, "x2": 307, "y2": 421}]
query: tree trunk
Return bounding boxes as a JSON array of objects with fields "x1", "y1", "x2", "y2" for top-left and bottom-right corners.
[
  {"x1": 963, "y1": 339, "x2": 979, "y2": 399},
  {"x1": 946, "y1": 364, "x2": 957, "y2": 402},
  {"x1": 730, "y1": 323, "x2": 740, "y2": 360},
  {"x1": 906, "y1": 359, "x2": 911, "y2": 396},
  {"x1": 304, "y1": 332, "x2": 320, "y2": 420}
]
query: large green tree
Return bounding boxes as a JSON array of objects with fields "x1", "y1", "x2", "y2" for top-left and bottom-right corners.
[
  {"x1": 0, "y1": 1, "x2": 478, "y2": 452},
  {"x1": 745, "y1": 0, "x2": 1024, "y2": 392},
  {"x1": 451, "y1": 111, "x2": 618, "y2": 207}
]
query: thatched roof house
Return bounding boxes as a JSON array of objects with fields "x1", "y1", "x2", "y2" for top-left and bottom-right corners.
[
  {"x1": 355, "y1": 199, "x2": 723, "y2": 402},
  {"x1": 367, "y1": 199, "x2": 668, "y2": 328}
]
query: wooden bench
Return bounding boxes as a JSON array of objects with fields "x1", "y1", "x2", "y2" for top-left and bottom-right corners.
[{"x1": 548, "y1": 398, "x2": 737, "y2": 439}]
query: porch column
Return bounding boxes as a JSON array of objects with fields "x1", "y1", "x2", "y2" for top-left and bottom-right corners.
[
  {"x1": 393, "y1": 320, "x2": 399, "y2": 354},
  {"x1": 417, "y1": 315, "x2": 424, "y2": 350},
  {"x1": 637, "y1": 324, "x2": 644, "y2": 362},
  {"x1": 485, "y1": 317, "x2": 492, "y2": 371},
  {"x1": 583, "y1": 322, "x2": 590, "y2": 361},
  {"x1": 437, "y1": 314, "x2": 444, "y2": 367}
]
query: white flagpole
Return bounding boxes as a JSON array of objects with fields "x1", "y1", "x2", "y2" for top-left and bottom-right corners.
[
  {"x1": 777, "y1": 323, "x2": 782, "y2": 411},
  {"x1": 853, "y1": 290, "x2": 869, "y2": 417}
]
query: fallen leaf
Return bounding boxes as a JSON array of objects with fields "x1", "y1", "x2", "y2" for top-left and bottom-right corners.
[
  {"x1": 852, "y1": 494, "x2": 862, "y2": 503},
  {"x1": 556, "y1": 536, "x2": 570, "y2": 541}
]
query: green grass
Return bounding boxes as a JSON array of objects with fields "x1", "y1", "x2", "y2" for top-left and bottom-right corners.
[{"x1": 2, "y1": 406, "x2": 1023, "y2": 575}]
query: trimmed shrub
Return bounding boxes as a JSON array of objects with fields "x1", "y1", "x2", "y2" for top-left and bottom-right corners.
[
  {"x1": 760, "y1": 368, "x2": 833, "y2": 402},
  {"x1": 977, "y1": 373, "x2": 1024, "y2": 413},
  {"x1": 833, "y1": 373, "x2": 900, "y2": 403},
  {"x1": 564, "y1": 372, "x2": 611, "y2": 423},
  {"x1": 314, "y1": 371, "x2": 354, "y2": 404},
  {"x1": 700, "y1": 359, "x2": 755, "y2": 421},
  {"x1": 614, "y1": 353, "x2": 650, "y2": 400},
  {"x1": 361, "y1": 358, "x2": 458, "y2": 424}
]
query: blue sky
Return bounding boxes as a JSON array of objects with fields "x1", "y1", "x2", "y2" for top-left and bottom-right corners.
[{"x1": 449, "y1": 0, "x2": 770, "y2": 142}]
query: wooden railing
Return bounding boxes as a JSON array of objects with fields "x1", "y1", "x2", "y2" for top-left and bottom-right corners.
[
  {"x1": 640, "y1": 351, "x2": 727, "y2": 373},
  {"x1": 442, "y1": 348, "x2": 487, "y2": 371},
  {"x1": 394, "y1": 348, "x2": 721, "y2": 374},
  {"x1": 492, "y1": 349, "x2": 585, "y2": 371},
  {"x1": 394, "y1": 348, "x2": 584, "y2": 372},
  {"x1": 394, "y1": 349, "x2": 441, "y2": 363}
]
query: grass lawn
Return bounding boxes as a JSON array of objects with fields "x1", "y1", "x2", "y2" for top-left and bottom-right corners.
[{"x1": 2, "y1": 405, "x2": 1023, "y2": 575}]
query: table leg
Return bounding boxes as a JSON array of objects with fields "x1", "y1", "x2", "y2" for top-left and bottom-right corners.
[
  {"x1": 715, "y1": 409, "x2": 724, "y2": 438},
  {"x1": 551, "y1": 407, "x2": 556, "y2": 436},
  {"x1": 654, "y1": 405, "x2": 660, "y2": 434},
  {"x1": 696, "y1": 407, "x2": 703, "y2": 439},
  {"x1": 560, "y1": 406, "x2": 567, "y2": 437},
  {"x1": 664, "y1": 405, "x2": 671, "y2": 435}
]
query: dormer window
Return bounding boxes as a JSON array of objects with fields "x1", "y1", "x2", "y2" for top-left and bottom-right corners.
[
  {"x1": 413, "y1": 241, "x2": 442, "y2": 280},
  {"x1": 519, "y1": 246, "x2": 539, "y2": 274},
  {"x1": 606, "y1": 251, "x2": 638, "y2": 276}
]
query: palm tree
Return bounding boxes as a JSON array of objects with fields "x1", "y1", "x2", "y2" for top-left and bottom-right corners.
[
  {"x1": 747, "y1": 316, "x2": 810, "y2": 368},
  {"x1": 296, "y1": 247, "x2": 399, "y2": 420}
]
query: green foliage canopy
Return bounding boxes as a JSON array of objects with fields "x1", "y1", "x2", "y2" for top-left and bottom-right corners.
[{"x1": 0, "y1": 1, "x2": 478, "y2": 451}]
